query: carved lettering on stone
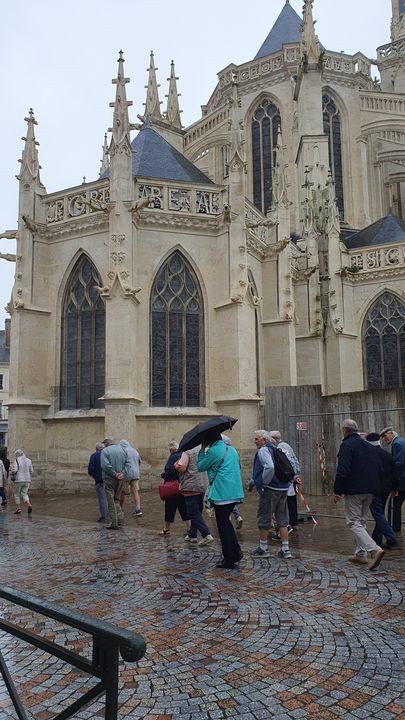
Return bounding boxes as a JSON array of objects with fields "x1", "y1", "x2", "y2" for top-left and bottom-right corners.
[
  {"x1": 169, "y1": 189, "x2": 191, "y2": 212},
  {"x1": 196, "y1": 191, "x2": 219, "y2": 215},
  {"x1": 138, "y1": 184, "x2": 163, "y2": 209}
]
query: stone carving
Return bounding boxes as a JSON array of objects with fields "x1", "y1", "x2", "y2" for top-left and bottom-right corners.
[
  {"x1": 0, "y1": 230, "x2": 17, "y2": 239},
  {"x1": 169, "y1": 189, "x2": 191, "y2": 212},
  {"x1": 22, "y1": 215, "x2": 42, "y2": 234},
  {"x1": 0, "y1": 253, "x2": 16, "y2": 262},
  {"x1": 266, "y1": 238, "x2": 290, "y2": 258}
]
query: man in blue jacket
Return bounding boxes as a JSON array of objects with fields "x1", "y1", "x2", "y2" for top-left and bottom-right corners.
[
  {"x1": 249, "y1": 429, "x2": 292, "y2": 560},
  {"x1": 379, "y1": 426, "x2": 405, "y2": 533},
  {"x1": 334, "y1": 419, "x2": 384, "y2": 570},
  {"x1": 88, "y1": 441, "x2": 108, "y2": 523}
]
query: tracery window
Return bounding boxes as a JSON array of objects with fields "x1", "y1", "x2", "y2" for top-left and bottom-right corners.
[
  {"x1": 60, "y1": 256, "x2": 105, "y2": 409},
  {"x1": 251, "y1": 99, "x2": 281, "y2": 214},
  {"x1": 363, "y1": 292, "x2": 405, "y2": 389},
  {"x1": 322, "y1": 94, "x2": 344, "y2": 219},
  {"x1": 151, "y1": 251, "x2": 204, "y2": 406}
]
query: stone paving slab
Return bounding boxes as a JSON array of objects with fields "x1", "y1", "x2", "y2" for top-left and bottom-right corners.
[{"x1": 0, "y1": 505, "x2": 404, "y2": 720}]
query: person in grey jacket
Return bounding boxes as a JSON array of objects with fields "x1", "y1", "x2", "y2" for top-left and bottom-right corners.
[
  {"x1": 101, "y1": 437, "x2": 131, "y2": 529},
  {"x1": 379, "y1": 426, "x2": 405, "y2": 533},
  {"x1": 175, "y1": 447, "x2": 213, "y2": 546},
  {"x1": 334, "y1": 419, "x2": 384, "y2": 570}
]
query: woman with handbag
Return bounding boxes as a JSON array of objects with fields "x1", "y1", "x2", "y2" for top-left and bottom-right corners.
[
  {"x1": 159, "y1": 441, "x2": 190, "y2": 536},
  {"x1": 11, "y1": 449, "x2": 33, "y2": 515},
  {"x1": 197, "y1": 432, "x2": 244, "y2": 569}
]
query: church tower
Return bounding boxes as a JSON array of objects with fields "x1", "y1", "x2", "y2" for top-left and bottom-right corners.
[{"x1": 378, "y1": 0, "x2": 405, "y2": 92}]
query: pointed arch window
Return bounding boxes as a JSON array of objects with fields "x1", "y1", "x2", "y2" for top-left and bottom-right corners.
[
  {"x1": 60, "y1": 256, "x2": 105, "y2": 409},
  {"x1": 323, "y1": 94, "x2": 344, "y2": 219},
  {"x1": 251, "y1": 99, "x2": 281, "y2": 214},
  {"x1": 363, "y1": 292, "x2": 405, "y2": 389},
  {"x1": 151, "y1": 251, "x2": 204, "y2": 406}
]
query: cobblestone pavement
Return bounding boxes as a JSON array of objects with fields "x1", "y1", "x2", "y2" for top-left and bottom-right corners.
[{"x1": 0, "y1": 495, "x2": 404, "y2": 720}]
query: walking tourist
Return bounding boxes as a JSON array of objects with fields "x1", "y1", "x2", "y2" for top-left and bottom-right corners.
[
  {"x1": 365, "y1": 433, "x2": 398, "y2": 549},
  {"x1": 379, "y1": 426, "x2": 405, "y2": 533},
  {"x1": 270, "y1": 430, "x2": 301, "y2": 530},
  {"x1": 11, "y1": 449, "x2": 33, "y2": 515},
  {"x1": 197, "y1": 431, "x2": 244, "y2": 569},
  {"x1": 0, "y1": 456, "x2": 6, "y2": 509},
  {"x1": 87, "y1": 441, "x2": 108, "y2": 523},
  {"x1": 249, "y1": 430, "x2": 292, "y2": 559},
  {"x1": 101, "y1": 437, "x2": 131, "y2": 529},
  {"x1": 159, "y1": 440, "x2": 190, "y2": 536},
  {"x1": 334, "y1": 419, "x2": 385, "y2": 570},
  {"x1": 119, "y1": 439, "x2": 142, "y2": 517},
  {"x1": 175, "y1": 447, "x2": 213, "y2": 546},
  {"x1": 0, "y1": 448, "x2": 9, "y2": 506}
]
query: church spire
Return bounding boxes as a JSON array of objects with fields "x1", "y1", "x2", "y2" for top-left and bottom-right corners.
[
  {"x1": 99, "y1": 133, "x2": 110, "y2": 176},
  {"x1": 17, "y1": 109, "x2": 42, "y2": 183},
  {"x1": 109, "y1": 50, "x2": 133, "y2": 152},
  {"x1": 143, "y1": 51, "x2": 162, "y2": 122},
  {"x1": 300, "y1": 0, "x2": 321, "y2": 68},
  {"x1": 165, "y1": 60, "x2": 182, "y2": 129}
]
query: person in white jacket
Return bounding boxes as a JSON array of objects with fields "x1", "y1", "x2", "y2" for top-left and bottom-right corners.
[{"x1": 11, "y1": 449, "x2": 33, "y2": 515}]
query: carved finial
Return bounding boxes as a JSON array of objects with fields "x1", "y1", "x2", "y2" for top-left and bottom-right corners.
[
  {"x1": 165, "y1": 60, "x2": 182, "y2": 129},
  {"x1": 100, "y1": 132, "x2": 110, "y2": 176},
  {"x1": 300, "y1": 0, "x2": 321, "y2": 68},
  {"x1": 228, "y1": 79, "x2": 245, "y2": 164},
  {"x1": 17, "y1": 108, "x2": 42, "y2": 182},
  {"x1": 109, "y1": 50, "x2": 134, "y2": 150},
  {"x1": 272, "y1": 125, "x2": 289, "y2": 208},
  {"x1": 143, "y1": 50, "x2": 162, "y2": 122}
]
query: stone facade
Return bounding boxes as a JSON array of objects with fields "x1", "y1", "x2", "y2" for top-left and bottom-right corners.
[
  {"x1": 3, "y1": 1, "x2": 405, "y2": 490},
  {"x1": 0, "y1": 319, "x2": 10, "y2": 447}
]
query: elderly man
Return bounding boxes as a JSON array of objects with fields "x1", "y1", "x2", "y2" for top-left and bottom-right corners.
[
  {"x1": 270, "y1": 430, "x2": 301, "y2": 530},
  {"x1": 249, "y1": 429, "x2": 292, "y2": 559},
  {"x1": 88, "y1": 441, "x2": 108, "y2": 523},
  {"x1": 334, "y1": 419, "x2": 384, "y2": 570},
  {"x1": 100, "y1": 437, "x2": 131, "y2": 529},
  {"x1": 379, "y1": 426, "x2": 405, "y2": 533}
]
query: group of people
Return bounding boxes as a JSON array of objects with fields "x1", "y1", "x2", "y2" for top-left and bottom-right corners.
[
  {"x1": 333, "y1": 420, "x2": 404, "y2": 570},
  {"x1": 87, "y1": 437, "x2": 142, "y2": 529},
  {"x1": 0, "y1": 449, "x2": 33, "y2": 514},
  {"x1": 158, "y1": 428, "x2": 301, "y2": 569}
]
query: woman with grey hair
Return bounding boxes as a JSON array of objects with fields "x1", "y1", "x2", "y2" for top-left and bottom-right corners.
[
  {"x1": 159, "y1": 441, "x2": 190, "y2": 535},
  {"x1": 11, "y1": 449, "x2": 33, "y2": 515}
]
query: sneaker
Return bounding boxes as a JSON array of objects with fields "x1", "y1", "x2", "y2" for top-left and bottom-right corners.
[
  {"x1": 184, "y1": 535, "x2": 198, "y2": 544},
  {"x1": 287, "y1": 525, "x2": 294, "y2": 535},
  {"x1": 216, "y1": 560, "x2": 236, "y2": 569},
  {"x1": 348, "y1": 554, "x2": 368, "y2": 565},
  {"x1": 133, "y1": 510, "x2": 143, "y2": 517},
  {"x1": 27, "y1": 506, "x2": 33, "y2": 515},
  {"x1": 369, "y1": 548, "x2": 385, "y2": 571},
  {"x1": 251, "y1": 547, "x2": 269, "y2": 558},
  {"x1": 270, "y1": 533, "x2": 280, "y2": 541},
  {"x1": 198, "y1": 534, "x2": 214, "y2": 546},
  {"x1": 278, "y1": 549, "x2": 292, "y2": 559},
  {"x1": 236, "y1": 516, "x2": 243, "y2": 530}
]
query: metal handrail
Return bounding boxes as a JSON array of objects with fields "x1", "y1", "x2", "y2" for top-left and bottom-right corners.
[{"x1": 0, "y1": 585, "x2": 146, "y2": 720}]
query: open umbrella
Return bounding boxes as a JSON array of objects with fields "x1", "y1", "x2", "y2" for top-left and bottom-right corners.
[{"x1": 178, "y1": 416, "x2": 238, "y2": 452}]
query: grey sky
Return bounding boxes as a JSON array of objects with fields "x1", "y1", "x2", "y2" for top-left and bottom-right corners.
[{"x1": 0, "y1": 0, "x2": 391, "y2": 325}]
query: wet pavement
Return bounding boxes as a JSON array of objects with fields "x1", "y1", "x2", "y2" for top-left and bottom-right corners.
[{"x1": 0, "y1": 490, "x2": 404, "y2": 720}]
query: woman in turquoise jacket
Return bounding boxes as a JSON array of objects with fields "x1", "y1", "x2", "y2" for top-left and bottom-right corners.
[{"x1": 197, "y1": 433, "x2": 244, "y2": 569}]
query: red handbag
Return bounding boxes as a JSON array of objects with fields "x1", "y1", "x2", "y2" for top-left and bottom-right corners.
[{"x1": 158, "y1": 480, "x2": 181, "y2": 501}]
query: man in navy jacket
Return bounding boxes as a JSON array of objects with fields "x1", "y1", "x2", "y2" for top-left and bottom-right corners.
[
  {"x1": 380, "y1": 426, "x2": 405, "y2": 533},
  {"x1": 334, "y1": 419, "x2": 384, "y2": 570}
]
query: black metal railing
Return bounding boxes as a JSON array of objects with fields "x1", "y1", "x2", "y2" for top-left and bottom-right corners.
[{"x1": 0, "y1": 585, "x2": 146, "y2": 720}]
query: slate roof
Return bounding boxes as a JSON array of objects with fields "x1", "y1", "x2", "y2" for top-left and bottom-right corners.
[
  {"x1": 0, "y1": 331, "x2": 9, "y2": 363},
  {"x1": 130, "y1": 127, "x2": 214, "y2": 184},
  {"x1": 255, "y1": 2, "x2": 302, "y2": 58},
  {"x1": 101, "y1": 127, "x2": 214, "y2": 185},
  {"x1": 343, "y1": 212, "x2": 405, "y2": 250}
]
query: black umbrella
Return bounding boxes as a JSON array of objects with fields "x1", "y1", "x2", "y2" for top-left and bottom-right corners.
[{"x1": 178, "y1": 416, "x2": 238, "y2": 452}]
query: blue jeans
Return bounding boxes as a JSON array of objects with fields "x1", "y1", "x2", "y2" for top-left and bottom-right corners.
[
  {"x1": 370, "y1": 494, "x2": 396, "y2": 547},
  {"x1": 184, "y1": 494, "x2": 210, "y2": 539},
  {"x1": 95, "y1": 483, "x2": 108, "y2": 520}
]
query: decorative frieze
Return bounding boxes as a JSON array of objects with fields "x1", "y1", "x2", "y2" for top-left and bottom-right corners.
[
  {"x1": 45, "y1": 186, "x2": 110, "y2": 224},
  {"x1": 135, "y1": 185, "x2": 220, "y2": 216},
  {"x1": 350, "y1": 245, "x2": 405, "y2": 272}
]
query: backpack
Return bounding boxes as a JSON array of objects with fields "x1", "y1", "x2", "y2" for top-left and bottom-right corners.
[{"x1": 270, "y1": 445, "x2": 295, "y2": 483}]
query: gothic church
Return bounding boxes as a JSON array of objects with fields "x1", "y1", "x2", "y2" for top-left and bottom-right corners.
[{"x1": 4, "y1": 0, "x2": 405, "y2": 487}]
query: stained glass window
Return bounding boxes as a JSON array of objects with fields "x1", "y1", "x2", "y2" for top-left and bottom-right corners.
[
  {"x1": 363, "y1": 292, "x2": 405, "y2": 389},
  {"x1": 151, "y1": 252, "x2": 204, "y2": 406},
  {"x1": 251, "y1": 99, "x2": 281, "y2": 214},
  {"x1": 323, "y1": 94, "x2": 344, "y2": 219},
  {"x1": 60, "y1": 256, "x2": 105, "y2": 409}
]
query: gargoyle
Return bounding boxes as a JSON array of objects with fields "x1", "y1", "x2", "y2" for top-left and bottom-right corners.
[
  {"x1": 22, "y1": 215, "x2": 41, "y2": 234},
  {"x1": 83, "y1": 198, "x2": 110, "y2": 214},
  {"x1": 132, "y1": 197, "x2": 152, "y2": 212},
  {"x1": 0, "y1": 229, "x2": 17, "y2": 239},
  {"x1": 94, "y1": 284, "x2": 110, "y2": 295},
  {"x1": 0, "y1": 253, "x2": 16, "y2": 262}
]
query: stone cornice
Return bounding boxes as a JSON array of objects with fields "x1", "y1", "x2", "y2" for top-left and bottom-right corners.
[{"x1": 136, "y1": 211, "x2": 222, "y2": 232}]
